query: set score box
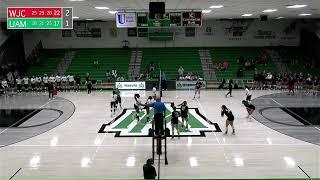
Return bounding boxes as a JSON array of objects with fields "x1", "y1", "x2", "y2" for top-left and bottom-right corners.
[{"x1": 7, "y1": 7, "x2": 73, "y2": 29}]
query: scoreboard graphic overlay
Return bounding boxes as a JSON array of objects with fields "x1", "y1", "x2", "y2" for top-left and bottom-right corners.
[{"x1": 7, "y1": 7, "x2": 73, "y2": 29}]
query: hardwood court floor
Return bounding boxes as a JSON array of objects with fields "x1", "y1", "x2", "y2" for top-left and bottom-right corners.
[{"x1": 0, "y1": 90, "x2": 319, "y2": 179}]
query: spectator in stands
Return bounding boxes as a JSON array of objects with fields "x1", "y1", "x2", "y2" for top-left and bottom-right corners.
[
  {"x1": 222, "y1": 61, "x2": 229, "y2": 71},
  {"x1": 215, "y1": 60, "x2": 223, "y2": 71},
  {"x1": 106, "y1": 70, "x2": 112, "y2": 82},
  {"x1": 1, "y1": 78, "x2": 8, "y2": 95},
  {"x1": 93, "y1": 59, "x2": 99, "y2": 69},
  {"x1": 178, "y1": 66, "x2": 184, "y2": 77},
  {"x1": 138, "y1": 73, "x2": 145, "y2": 81},
  {"x1": 239, "y1": 56, "x2": 245, "y2": 65},
  {"x1": 86, "y1": 72, "x2": 90, "y2": 82},
  {"x1": 117, "y1": 75, "x2": 125, "y2": 81},
  {"x1": 237, "y1": 67, "x2": 244, "y2": 77},
  {"x1": 112, "y1": 67, "x2": 117, "y2": 78},
  {"x1": 245, "y1": 61, "x2": 251, "y2": 70}
]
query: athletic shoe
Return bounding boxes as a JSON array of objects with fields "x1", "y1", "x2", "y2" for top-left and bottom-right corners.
[
  {"x1": 224, "y1": 131, "x2": 228, "y2": 135},
  {"x1": 232, "y1": 130, "x2": 235, "y2": 135}
]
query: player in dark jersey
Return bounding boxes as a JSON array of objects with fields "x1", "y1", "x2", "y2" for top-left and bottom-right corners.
[
  {"x1": 145, "y1": 96, "x2": 153, "y2": 122},
  {"x1": 110, "y1": 91, "x2": 117, "y2": 116},
  {"x1": 242, "y1": 100, "x2": 255, "y2": 118},
  {"x1": 288, "y1": 76, "x2": 295, "y2": 95},
  {"x1": 193, "y1": 80, "x2": 203, "y2": 99},
  {"x1": 171, "y1": 106, "x2": 180, "y2": 139},
  {"x1": 178, "y1": 101, "x2": 189, "y2": 129},
  {"x1": 221, "y1": 105, "x2": 235, "y2": 135},
  {"x1": 115, "y1": 88, "x2": 122, "y2": 109},
  {"x1": 225, "y1": 79, "x2": 233, "y2": 98},
  {"x1": 134, "y1": 94, "x2": 141, "y2": 121}
]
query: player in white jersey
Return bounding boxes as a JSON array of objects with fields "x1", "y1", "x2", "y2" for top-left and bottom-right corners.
[
  {"x1": 245, "y1": 85, "x2": 252, "y2": 101},
  {"x1": 36, "y1": 76, "x2": 42, "y2": 92},
  {"x1": 43, "y1": 74, "x2": 49, "y2": 91},
  {"x1": 30, "y1": 76, "x2": 36, "y2": 91},
  {"x1": 55, "y1": 73, "x2": 61, "y2": 89},
  {"x1": 1, "y1": 78, "x2": 8, "y2": 94},
  {"x1": 49, "y1": 75, "x2": 55, "y2": 84},
  {"x1": 110, "y1": 91, "x2": 118, "y2": 116},
  {"x1": 68, "y1": 74, "x2": 75, "y2": 91},
  {"x1": 152, "y1": 84, "x2": 157, "y2": 99},
  {"x1": 23, "y1": 76, "x2": 29, "y2": 92},
  {"x1": 16, "y1": 76, "x2": 22, "y2": 93},
  {"x1": 61, "y1": 74, "x2": 67, "y2": 91}
]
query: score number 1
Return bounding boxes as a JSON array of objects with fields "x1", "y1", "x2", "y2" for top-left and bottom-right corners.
[{"x1": 62, "y1": 8, "x2": 73, "y2": 29}]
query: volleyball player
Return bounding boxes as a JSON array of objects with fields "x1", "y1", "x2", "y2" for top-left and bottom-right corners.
[
  {"x1": 225, "y1": 79, "x2": 233, "y2": 98},
  {"x1": 68, "y1": 74, "x2": 75, "y2": 91},
  {"x1": 242, "y1": 100, "x2": 255, "y2": 118},
  {"x1": 288, "y1": 76, "x2": 295, "y2": 95},
  {"x1": 171, "y1": 106, "x2": 180, "y2": 139},
  {"x1": 134, "y1": 94, "x2": 142, "y2": 121},
  {"x1": 16, "y1": 76, "x2": 22, "y2": 93},
  {"x1": 43, "y1": 74, "x2": 49, "y2": 91},
  {"x1": 245, "y1": 85, "x2": 252, "y2": 101},
  {"x1": 178, "y1": 101, "x2": 189, "y2": 129},
  {"x1": 313, "y1": 77, "x2": 319, "y2": 96},
  {"x1": 152, "y1": 84, "x2": 157, "y2": 99},
  {"x1": 193, "y1": 80, "x2": 203, "y2": 99},
  {"x1": 1, "y1": 78, "x2": 8, "y2": 95},
  {"x1": 61, "y1": 74, "x2": 67, "y2": 91},
  {"x1": 23, "y1": 76, "x2": 29, "y2": 92},
  {"x1": 36, "y1": 75, "x2": 42, "y2": 92},
  {"x1": 30, "y1": 76, "x2": 36, "y2": 91},
  {"x1": 221, "y1": 105, "x2": 235, "y2": 135},
  {"x1": 110, "y1": 91, "x2": 117, "y2": 116},
  {"x1": 145, "y1": 96, "x2": 153, "y2": 122},
  {"x1": 55, "y1": 73, "x2": 61, "y2": 90},
  {"x1": 115, "y1": 88, "x2": 122, "y2": 109}
]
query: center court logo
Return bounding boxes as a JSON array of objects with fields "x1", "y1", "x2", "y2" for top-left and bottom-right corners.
[{"x1": 98, "y1": 105, "x2": 221, "y2": 137}]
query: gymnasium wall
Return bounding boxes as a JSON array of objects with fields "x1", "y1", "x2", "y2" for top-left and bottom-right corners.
[{"x1": 23, "y1": 19, "x2": 300, "y2": 49}]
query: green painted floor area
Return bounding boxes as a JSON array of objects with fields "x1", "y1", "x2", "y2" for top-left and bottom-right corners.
[
  {"x1": 188, "y1": 112, "x2": 207, "y2": 128},
  {"x1": 114, "y1": 111, "x2": 144, "y2": 129}
]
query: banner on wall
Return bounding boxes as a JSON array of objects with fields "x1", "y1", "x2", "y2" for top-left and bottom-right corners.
[
  {"x1": 176, "y1": 81, "x2": 206, "y2": 90},
  {"x1": 116, "y1": 12, "x2": 137, "y2": 28},
  {"x1": 116, "y1": 82, "x2": 146, "y2": 90}
]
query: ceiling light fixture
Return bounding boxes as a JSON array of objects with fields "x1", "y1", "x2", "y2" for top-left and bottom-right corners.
[
  {"x1": 262, "y1": 9, "x2": 278, "y2": 13},
  {"x1": 286, "y1": 4, "x2": 307, "y2": 9},
  {"x1": 69, "y1": 0, "x2": 85, "y2": 1},
  {"x1": 242, "y1": 14, "x2": 253, "y2": 17},
  {"x1": 210, "y1": 5, "x2": 224, "y2": 9},
  {"x1": 202, "y1": 10, "x2": 212, "y2": 13},
  {"x1": 72, "y1": 16, "x2": 79, "y2": 19},
  {"x1": 299, "y1": 13, "x2": 312, "y2": 16},
  {"x1": 276, "y1": 17, "x2": 285, "y2": 19},
  {"x1": 86, "y1": 19, "x2": 94, "y2": 21},
  {"x1": 95, "y1": 7, "x2": 109, "y2": 10}
]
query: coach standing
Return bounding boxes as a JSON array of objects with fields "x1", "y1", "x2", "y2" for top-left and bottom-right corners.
[{"x1": 141, "y1": 97, "x2": 166, "y2": 136}]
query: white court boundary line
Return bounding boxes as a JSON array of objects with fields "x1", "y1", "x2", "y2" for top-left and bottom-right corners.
[
  {"x1": 0, "y1": 99, "x2": 54, "y2": 135},
  {"x1": 270, "y1": 98, "x2": 320, "y2": 132}
]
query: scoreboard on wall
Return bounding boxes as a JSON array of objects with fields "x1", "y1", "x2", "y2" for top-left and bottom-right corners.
[
  {"x1": 7, "y1": 7, "x2": 73, "y2": 29},
  {"x1": 117, "y1": 11, "x2": 202, "y2": 28}
]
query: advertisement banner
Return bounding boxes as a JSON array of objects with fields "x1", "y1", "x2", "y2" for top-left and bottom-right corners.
[
  {"x1": 116, "y1": 82, "x2": 146, "y2": 90},
  {"x1": 176, "y1": 81, "x2": 206, "y2": 90},
  {"x1": 116, "y1": 12, "x2": 137, "y2": 28}
]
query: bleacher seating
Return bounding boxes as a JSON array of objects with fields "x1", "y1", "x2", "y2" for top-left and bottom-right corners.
[
  {"x1": 66, "y1": 48, "x2": 131, "y2": 81},
  {"x1": 25, "y1": 49, "x2": 65, "y2": 76},
  {"x1": 141, "y1": 48, "x2": 203, "y2": 80},
  {"x1": 211, "y1": 47, "x2": 278, "y2": 80},
  {"x1": 289, "y1": 64, "x2": 320, "y2": 76}
]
